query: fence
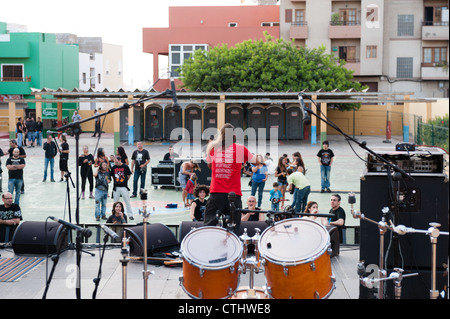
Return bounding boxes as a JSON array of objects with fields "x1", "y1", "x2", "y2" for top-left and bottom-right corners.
[{"x1": 415, "y1": 118, "x2": 449, "y2": 152}]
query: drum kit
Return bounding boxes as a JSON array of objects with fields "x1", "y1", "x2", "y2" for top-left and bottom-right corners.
[{"x1": 179, "y1": 202, "x2": 337, "y2": 299}]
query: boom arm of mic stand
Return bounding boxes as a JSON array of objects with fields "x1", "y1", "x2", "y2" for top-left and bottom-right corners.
[{"x1": 302, "y1": 95, "x2": 414, "y2": 182}]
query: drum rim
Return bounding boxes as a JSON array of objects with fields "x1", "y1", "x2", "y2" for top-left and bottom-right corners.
[
  {"x1": 180, "y1": 226, "x2": 243, "y2": 269},
  {"x1": 258, "y1": 218, "x2": 331, "y2": 266}
]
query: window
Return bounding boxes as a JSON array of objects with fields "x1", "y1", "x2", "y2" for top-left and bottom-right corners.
[
  {"x1": 228, "y1": 22, "x2": 238, "y2": 27},
  {"x1": 1, "y1": 64, "x2": 23, "y2": 81},
  {"x1": 339, "y1": 46, "x2": 357, "y2": 62},
  {"x1": 423, "y1": 47, "x2": 447, "y2": 65},
  {"x1": 339, "y1": 8, "x2": 358, "y2": 25},
  {"x1": 261, "y1": 22, "x2": 280, "y2": 27},
  {"x1": 169, "y1": 44, "x2": 208, "y2": 77},
  {"x1": 398, "y1": 15, "x2": 414, "y2": 36},
  {"x1": 397, "y1": 57, "x2": 413, "y2": 78},
  {"x1": 285, "y1": 9, "x2": 292, "y2": 23},
  {"x1": 294, "y1": 9, "x2": 305, "y2": 26},
  {"x1": 366, "y1": 46, "x2": 377, "y2": 59}
]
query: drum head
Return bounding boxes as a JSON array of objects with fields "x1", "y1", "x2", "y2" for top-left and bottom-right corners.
[
  {"x1": 259, "y1": 218, "x2": 329, "y2": 263},
  {"x1": 181, "y1": 227, "x2": 242, "y2": 268}
]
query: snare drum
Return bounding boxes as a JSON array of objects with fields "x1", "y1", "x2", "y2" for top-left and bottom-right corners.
[
  {"x1": 180, "y1": 226, "x2": 243, "y2": 299},
  {"x1": 258, "y1": 218, "x2": 335, "y2": 299}
]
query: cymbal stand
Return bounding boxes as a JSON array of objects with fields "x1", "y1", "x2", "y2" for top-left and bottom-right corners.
[
  {"x1": 388, "y1": 222, "x2": 449, "y2": 299},
  {"x1": 120, "y1": 230, "x2": 130, "y2": 299},
  {"x1": 352, "y1": 207, "x2": 391, "y2": 299},
  {"x1": 238, "y1": 228, "x2": 262, "y2": 299}
]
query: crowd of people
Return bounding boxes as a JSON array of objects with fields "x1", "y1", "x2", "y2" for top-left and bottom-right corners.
[{"x1": 1, "y1": 121, "x2": 345, "y2": 242}]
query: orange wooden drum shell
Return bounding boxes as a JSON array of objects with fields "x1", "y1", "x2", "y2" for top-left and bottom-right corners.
[
  {"x1": 263, "y1": 250, "x2": 333, "y2": 299},
  {"x1": 182, "y1": 259, "x2": 240, "y2": 299}
]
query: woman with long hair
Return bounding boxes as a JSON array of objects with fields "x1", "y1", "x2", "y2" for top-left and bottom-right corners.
[{"x1": 275, "y1": 156, "x2": 288, "y2": 208}]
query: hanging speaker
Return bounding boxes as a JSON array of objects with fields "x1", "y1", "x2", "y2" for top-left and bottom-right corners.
[
  {"x1": 124, "y1": 223, "x2": 179, "y2": 256},
  {"x1": 12, "y1": 221, "x2": 69, "y2": 255}
]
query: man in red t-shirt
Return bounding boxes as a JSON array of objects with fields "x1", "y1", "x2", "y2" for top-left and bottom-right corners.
[{"x1": 203, "y1": 123, "x2": 253, "y2": 232}]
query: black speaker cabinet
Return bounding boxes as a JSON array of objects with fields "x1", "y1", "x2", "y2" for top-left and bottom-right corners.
[
  {"x1": 359, "y1": 173, "x2": 449, "y2": 299},
  {"x1": 125, "y1": 223, "x2": 179, "y2": 256},
  {"x1": 12, "y1": 221, "x2": 69, "y2": 255}
]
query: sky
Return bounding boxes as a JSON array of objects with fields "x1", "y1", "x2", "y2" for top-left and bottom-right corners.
[{"x1": 0, "y1": 0, "x2": 258, "y2": 90}]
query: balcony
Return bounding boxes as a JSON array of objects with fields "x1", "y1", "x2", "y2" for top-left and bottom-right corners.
[
  {"x1": 329, "y1": 21, "x2": 361, "y2": 39},
  {"x1": 0, "y1": 76, "x2": 32, "y2": 95},
  {"x1": 289, "y1": 22, "x2": 308, "y2": 39},
  {"x1": 344, "y1": 60, "x2": 360, "y2": 76},
  {"x1": 422, "y1": 22, "x2": 449, "y2": 40},
  {"x1": 421, "y1": 64, "x2": 449, "y2": 80}
]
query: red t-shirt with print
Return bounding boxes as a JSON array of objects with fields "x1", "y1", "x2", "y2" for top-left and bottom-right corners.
[{"x1": 207, "y1": 143, "x2": 253, "y2": 196}]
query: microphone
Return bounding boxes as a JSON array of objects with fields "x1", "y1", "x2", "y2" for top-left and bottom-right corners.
[
  {"x1": 46, "y1": 130, "x2": 60, "y2": 135},
  {"x1": 49, "y1": 216, "x2": 92, "y2": 238},
  {"x1": 170, "y1": 77, "x2": 181, "y2": 111},
  {"x1": 100, "y1": 224, "x2": 119, "y2": 240},
  {"x1": 298, "y1": 93, "x2": 311, "y2": 125}
]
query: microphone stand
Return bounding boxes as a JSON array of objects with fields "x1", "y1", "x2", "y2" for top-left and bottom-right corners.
[
  {"x1": 92, "y1": 228, "x2": 110, "y2": 299},
  {"x1": 53, "y1": 88, "x2": 175, "y2": 299},
  {"x1": 42, "y1": 225, "x2": 70, "y2": 299}
]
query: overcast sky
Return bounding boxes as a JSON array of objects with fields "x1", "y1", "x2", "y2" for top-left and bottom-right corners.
[{"x1": 0, "y1": 0, "x2": 258, "y2": 90}]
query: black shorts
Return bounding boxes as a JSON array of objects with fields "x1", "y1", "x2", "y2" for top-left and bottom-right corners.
[
  {"x1": 59, "y1": 158, "x2": 68, "y2": 171},
  {"x1": 203, "y1": 192, "x2": 242, "y2": 233}
]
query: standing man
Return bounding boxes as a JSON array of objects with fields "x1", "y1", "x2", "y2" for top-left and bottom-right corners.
[
  {"x1": 26, "y1": 117, "x2": 37, "y2": 148},
  {"x1": 43, "y1": 135, "x2": 58, "y2": 182},
  {"x1": 130, "y1": 141, "x2": 150, "y2": 198},
  {"x1": 7, "y1": 140, "x2": 26, "y2": 194},
  {"x1": 6, "y1": 148, "x2": 25, "y2": 205},
  {"x1": 16, "y1": 117, "x2": 24, "y2": 147},
  {"x1": 317, "y1": 140, "x2": 335, "y2": 193},
  {"x1": 111, "y1": 155, "x2": 134, "y2": 220},
  {"x1": 92, "y1": 109, "x2": 101, "y2": 137},
  {"x1": 35, "y1": 117, "x2": 43, "y2": 146},
  {"x1": 0, "y1": 192, "x2": 22, "y2": 228},
  {"x1": 328, "y1": 194, "x2": 346, "y2": 243},
  {"x1": 72, "y1": 110, "x2": 82, "y2": 122}
]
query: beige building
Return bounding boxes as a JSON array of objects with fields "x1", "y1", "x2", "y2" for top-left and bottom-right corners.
[{"x1": 280, "y1": 0, "x2": 449, "y2": 98}]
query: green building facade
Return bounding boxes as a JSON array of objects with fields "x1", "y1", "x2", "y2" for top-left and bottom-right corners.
[{"x1": 0, "y1": 21, "x2": 79, "y2": 135}]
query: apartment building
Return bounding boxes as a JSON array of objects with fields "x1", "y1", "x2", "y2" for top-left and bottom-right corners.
[
  {"x1": 280, "y1": 0, "x2": 449, "y2": 97},
  {"x1": 142, "y1": 4, "x2": 280, "y2": 91}
]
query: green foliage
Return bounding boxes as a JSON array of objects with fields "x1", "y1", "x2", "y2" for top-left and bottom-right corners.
[
  {"x1": 419, "y1": 114, "x2": 449, "y2": 151},
  {"x1": 179, "y1": 32, "x2": 365, "y2": 111}
]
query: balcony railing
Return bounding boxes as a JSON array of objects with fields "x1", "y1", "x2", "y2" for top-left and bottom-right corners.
[
  {"x1": 0, "y1": 76, "x2": 31, "y2": 82},
  {"x1": 330, "y1": 20, "x2": 361, "y2": 26},
  {"x1": 422, "y1": 21, "x2": 449, "y2": 26},
  {"x1": 291, "y1": 21, "x2": 308, "y2": 26}
]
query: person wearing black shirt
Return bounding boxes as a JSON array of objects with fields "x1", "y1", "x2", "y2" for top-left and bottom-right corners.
[
  {"x1": 0, "y1": 192, "x2": 22, "y2": 240},
  {"x1": 189, "y1": 184, "x2": 209, "y2": 221},
  {"x1": 317, "y1": 140, "x2": 335, "y2": 193},
  {"x1": 163, "y1": 145, "x2": 179, "y2": 162},
  {"x1": 328, "y1": 194, "x2": 346, "y2": 243},
  {"x1": 130, "y1": 141, "x2": 150, "y2": 198},
  {"x1": 111, "y1": 155, "x2": 134, "y2": 220},
  {"x1": 78, "y1": 145, "x2": 95, "y2": 199},
  {"x1": 16, "y1": 118, "x2": 24, "y2": 148},
  {"x1": 36, "y1": 117, "x2": 43, "y2": 146},
  {"x1": 43, "y1": 135, "x2": 58, "y2": 182},
  {"x1": 26, "y1": 117, "x2": 37, "y2": 148},
  {"x1": 241, "y1": 196, "x2": 263, "y2": 221},
  {"x1": 59, "y1": 134, "x2": 70, "y2": 182},
  {"x1": 8, "y1": 139, "x2": 26, "y2": 194},
  {"x1": 6, "y1": 149, "x2": 25, "y2": 205}
]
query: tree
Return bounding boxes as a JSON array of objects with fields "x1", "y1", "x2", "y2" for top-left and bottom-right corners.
[{"x1": 179, "y1": 32, "x2": 366, "y2": 111}]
